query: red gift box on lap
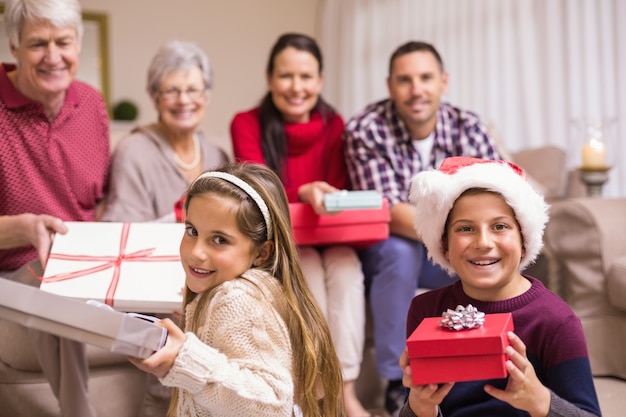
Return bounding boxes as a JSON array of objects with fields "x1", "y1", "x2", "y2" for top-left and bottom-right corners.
[
  {"x1": 406, "y1": 312, "x2": 514, "y2": 385},
  {"x1": 289, "y1": 199, "x2": 390, "y2": 248},
  {"x1": 40, "y1": 222, "x2": 185, "y2": 313}
]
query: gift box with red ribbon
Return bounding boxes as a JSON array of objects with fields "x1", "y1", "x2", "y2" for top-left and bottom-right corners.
[
  {"x1": 406, "y1": 310, "x2": 514, "y2": 385},
  {"x1": 40, "y1": 222, "x2": 185, "y2": 313},
  {"x1": 289, "y1": 199, "x2": 390, "y2": 248}
]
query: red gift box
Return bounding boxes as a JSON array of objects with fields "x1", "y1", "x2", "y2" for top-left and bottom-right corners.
[
  {"x1": 289, "y1": 200, "x2": 390, "y2": 248},
  {"x1": 406, "y1": 312, "x2": 514, "y2": 385}
]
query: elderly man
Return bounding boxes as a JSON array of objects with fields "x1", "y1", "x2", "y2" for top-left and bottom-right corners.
[{"x1": 0, "y1": 0, "x2": 110, "y2": 416}]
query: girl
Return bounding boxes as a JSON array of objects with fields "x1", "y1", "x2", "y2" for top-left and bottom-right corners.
[
  {"x1": 230, "y1": 33, "x2": 368, "y2": 417},
  {"x1": 130, "y1": 162, "x2": 344, "y2": 417},
  {"x1": 398, "y1": 156, "x2": 601, "y2": 417}
]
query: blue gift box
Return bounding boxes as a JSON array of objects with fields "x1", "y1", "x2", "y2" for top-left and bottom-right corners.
[{"x1": 323, "y1": 190, "x2": 383, "y2": 211}]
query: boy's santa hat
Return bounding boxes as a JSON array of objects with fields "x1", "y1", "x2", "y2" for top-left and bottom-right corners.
[{"x1": 409, "y1": 156, "x2": 549, "y2": 275}]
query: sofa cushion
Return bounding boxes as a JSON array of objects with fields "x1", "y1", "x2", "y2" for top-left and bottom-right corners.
[{"x1": 608, "y1": 256, "x2": 626, "y2": 311}]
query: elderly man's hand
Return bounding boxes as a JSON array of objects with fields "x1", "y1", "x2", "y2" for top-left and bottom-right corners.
[{"x1": 0, "y1": 214, "x2": 68, "y2": 267}]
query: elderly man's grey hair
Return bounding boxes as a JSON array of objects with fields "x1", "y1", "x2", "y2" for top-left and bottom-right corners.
[
  {"x1": 146, "y1": 41, "x2": 213, "y2": 101},
  {"x1": 3, "y1": 0, "x2": 84, "y2": 47}
]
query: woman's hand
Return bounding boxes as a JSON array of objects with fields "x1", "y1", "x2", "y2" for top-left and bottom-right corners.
[
  {"x1": 128, "y1": 318, "x2": 186, "y2": 379},
  {"x1": 297, "y1": 181, "x2": 339, "y2": 215},
  {"x1": 484, "y1": 331, "x2": 551, "y2": 417},
  {"x1": 400, "y1": 348, "x2": 454, "y2": 417}
]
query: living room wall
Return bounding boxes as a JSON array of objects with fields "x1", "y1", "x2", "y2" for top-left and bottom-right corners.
[{"x1": 79, "y1": 0, "x2": 321, "y2": 156}]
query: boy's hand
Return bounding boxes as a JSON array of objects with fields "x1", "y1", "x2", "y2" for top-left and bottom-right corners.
[
  {"x1": 484, "y1": 331, "x2": 551, "y2": 417},
  {"x1": 400, "y1": 348, "x2": 454, "y2": 417}
]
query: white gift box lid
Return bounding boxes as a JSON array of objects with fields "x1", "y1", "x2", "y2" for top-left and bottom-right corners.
[
  {"x1": 0, "y1": 278, "x2": 166, "y2": 358},
  {"x1": 40, "y1": 222, "x2": 185, "y2": 313}
]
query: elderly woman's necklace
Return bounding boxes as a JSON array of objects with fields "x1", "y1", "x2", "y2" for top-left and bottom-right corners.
[{"x1": 173, "y1": 134, "x2": 200, "y2": 171}]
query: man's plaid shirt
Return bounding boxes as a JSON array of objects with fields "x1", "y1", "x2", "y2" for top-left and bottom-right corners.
[{"x1": 344, "y1": 99, "x2": 502, "y2": 205}]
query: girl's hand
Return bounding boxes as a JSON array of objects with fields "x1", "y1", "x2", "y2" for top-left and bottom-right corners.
[
  {"x1": 297, "y1": 181, "x2": 338, "y2": 215},
  {"x1": 484, "y1": 332, "x2": 551, "y2": 417},
  {"x1": 128, "y1": 318, "x2": 186, "y2": 378},
  {"x1": 399, "y1": 348, "x2": 454, "y2": 417}
]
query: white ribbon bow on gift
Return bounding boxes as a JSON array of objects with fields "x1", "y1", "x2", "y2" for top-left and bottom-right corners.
[{"x1": 438, "y1": 304, "x2": 486, "y2": 331}]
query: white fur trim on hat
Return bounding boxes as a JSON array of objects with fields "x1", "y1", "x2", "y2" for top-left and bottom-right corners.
[{"x1": 409, "y1": 157, "x2": 549, "y2": 275}]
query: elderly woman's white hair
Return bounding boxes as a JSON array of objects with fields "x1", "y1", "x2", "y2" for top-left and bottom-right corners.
[
  {"x1": 3, "y1": 0, "x2": 83, "y2": 47},
  {"x1": 146, "y1": 41, "x2": 212, "y2": 101}
]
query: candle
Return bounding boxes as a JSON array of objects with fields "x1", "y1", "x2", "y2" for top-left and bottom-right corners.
[{"x1": 581, "y1": 138, "x2": 607, "y2": 169}]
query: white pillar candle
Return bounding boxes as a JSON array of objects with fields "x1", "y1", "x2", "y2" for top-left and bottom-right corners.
[{"x1": 581, "y1": 138, "x2": 607, "y2": 169}]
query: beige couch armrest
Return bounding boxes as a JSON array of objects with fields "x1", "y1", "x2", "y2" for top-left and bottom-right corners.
[
  {"x1": 545, "y1": 198, "x2": 626, "y2": 316},
  {"x1": 545, "y1": 197, "x2": 626, "y2": 378},
  {"x1": 608, "y1": 256, "x2": 626, "y2": 312}
]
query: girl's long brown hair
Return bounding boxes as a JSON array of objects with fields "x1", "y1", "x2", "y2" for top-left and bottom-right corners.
[{"x1": 169, "y1": 162, "x2": 344, "y2": 417}]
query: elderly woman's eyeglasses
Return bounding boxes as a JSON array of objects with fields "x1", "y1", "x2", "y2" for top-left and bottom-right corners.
[{"x1": 159, "y1": 87, "x2": 207, "y2": 101}]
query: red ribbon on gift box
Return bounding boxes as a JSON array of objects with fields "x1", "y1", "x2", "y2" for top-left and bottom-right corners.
[
  {"x1": 174, "y1": 194, "x2": 186, "y2": 223},
  {"x1": 41, "y1": 223, "x2": 180, "y2": 307}
]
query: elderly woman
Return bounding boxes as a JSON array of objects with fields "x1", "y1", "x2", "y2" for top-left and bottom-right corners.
[
  {"x1": 101, "y1": 41, "x2": 227, "y2": 417},
  {"x1": 102, "y1": 41, "x2": 227, "y2": 222},
  {"x1": 0, "y1": 0, "x2": 109, "y2": 416}
]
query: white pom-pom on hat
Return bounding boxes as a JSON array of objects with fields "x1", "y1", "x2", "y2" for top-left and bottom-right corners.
[{"x1": 409, "y1": 156, "x2": 549, "y2": 275}]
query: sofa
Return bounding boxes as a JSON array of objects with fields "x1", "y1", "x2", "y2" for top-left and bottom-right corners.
[
  {"x1": 0, "y1": 264, "x2": 148, "y2": 417},
  {"x1": 543, "y1": 197, "x2": 626, "y2": 380}
]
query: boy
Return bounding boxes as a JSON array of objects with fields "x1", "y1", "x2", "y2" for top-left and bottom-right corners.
[{"x1": 398, "y1": 157, "x2": 600, "y2": 417}]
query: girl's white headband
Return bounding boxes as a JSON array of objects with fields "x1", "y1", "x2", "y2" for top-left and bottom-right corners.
[{"x1": 193, "y1": 171, "x2": 273, "y2": 240}]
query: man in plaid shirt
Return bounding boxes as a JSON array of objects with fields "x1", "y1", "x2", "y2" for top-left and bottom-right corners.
[{"x1": 344, "y1": 41, "x2": 501, "y2": 417}]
